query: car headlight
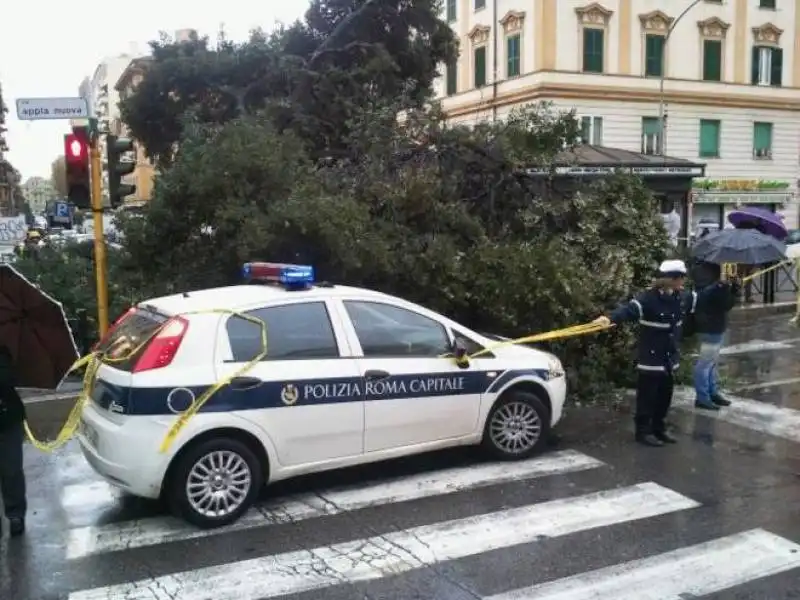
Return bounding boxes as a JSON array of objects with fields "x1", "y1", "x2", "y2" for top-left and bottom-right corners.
[{"x1": 547, "y1": 356, "x2": 565, "y2": 379}]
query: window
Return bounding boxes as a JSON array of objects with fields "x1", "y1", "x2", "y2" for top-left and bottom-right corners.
[
  {"x1": 344, "y1": 301, "x2": 451, "y2": 358},
  {"x1": 644, "y1": 34, "x2": 665, "y2": 77},
  {"x1": 751, "y1": 46, "x2": 783, "y2": 86},
  {"x1": 753, "y1": 122, "x2": 773, "y2": 158},
  {"x1": 759, "y1": 0, "x2": 776, "y2": 8},
  {"x1": 641, "y1": 117, "x2": 662, "y2": 155},
  {"x1": 474, "y1": 46, "x2": 487, "y2": 87},
  {"x1": 453, "y1": 331, "x2": 494, "y2": 358},
  {"x1": 446, "y1": 59, "x2": 457, "y2": 96},
  {"x1": 702, "y1": 39, "x2": 722, "y2": 81},
  {"x1": 580, "y1": 116, "x2": 603, "y2": 145},
  {"x1": 474, "y1": 0, "x2": 485, "y2": 9},
  {"x1": 446, "y1": 0, "x2": 456, "y2": 22},
  {"x1": 226, "y1": 302, "x2": 339, "y2": 362},
  {"x1": 582, "y1": 28, "x2": 604, "y2": 73},
  {"x1": 699, "y1": 120, "x2": 721, "y2": 158},
  {"x1": 507, "y1": 34, "x2": 521, "y2": 77}
]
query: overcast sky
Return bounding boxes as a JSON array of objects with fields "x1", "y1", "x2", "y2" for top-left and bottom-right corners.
[{"x1": 2, "y1": 0, "x2": 307, "y2": 181}]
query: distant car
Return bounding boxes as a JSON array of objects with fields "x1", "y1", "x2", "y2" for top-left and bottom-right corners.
[{"x1": 77, "y1": 262, "x2": 567, "y2": 528}]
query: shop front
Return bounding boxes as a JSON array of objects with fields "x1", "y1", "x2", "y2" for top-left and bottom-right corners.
[{"x1": 689, "y1": 180, "x2": 794, "y2": 243}]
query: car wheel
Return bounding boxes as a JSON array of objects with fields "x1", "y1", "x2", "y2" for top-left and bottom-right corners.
[
  {"x1": 482, "y1": 390, "x2": 551, "y2": 460},
  {"x1": 167, "y1": 437, "x2": 264, "y2": 529}
]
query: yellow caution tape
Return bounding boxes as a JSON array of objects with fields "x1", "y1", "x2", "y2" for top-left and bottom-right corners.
[{"x1": 740, "y1": 258, "x2": 796, "y2": 283}]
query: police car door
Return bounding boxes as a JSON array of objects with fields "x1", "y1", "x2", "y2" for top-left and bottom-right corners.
[
  {"x1": 214, "y1": 299, "x2": 363, "y2": 467},
  {"x1": 335, "y1": 298, "x2": 483, "y2": 453}
]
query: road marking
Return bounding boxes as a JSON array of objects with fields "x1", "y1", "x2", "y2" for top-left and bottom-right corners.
[
  {"x1": 734, "y1": 377, "x2": 800, "y2": 392},
  {"x1": 673, "y1": 389, "x2": 800, "y2": 444},
  {"x1": 68, "y1": 482, "x2": 699, "y2": 600},
  {"x1": 66, "y1": 449, "x2": 604, "y2": 560},
  {"x1": 62, "y1": 481, "x2": 120, "y2": 510},
  {"x1": 485, "y1": 529, "x2": 800, "y2": 600},
  {"x1": 720, "y1": 338, "x2": 800, "y2": 356}
]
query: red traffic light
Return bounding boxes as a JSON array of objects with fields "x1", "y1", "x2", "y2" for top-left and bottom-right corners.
[{"x1": 64, "y1": 133, "x2": 88, "y2": 167}]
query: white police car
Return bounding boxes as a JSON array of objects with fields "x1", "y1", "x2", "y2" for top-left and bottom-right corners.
[{"x1": 77, "y1": 263, "x2": 567, "y2": 528}]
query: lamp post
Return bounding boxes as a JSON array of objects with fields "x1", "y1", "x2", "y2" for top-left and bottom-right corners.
[{"x1": 658, "y1": 0, "x2": 705, "y2": 157}]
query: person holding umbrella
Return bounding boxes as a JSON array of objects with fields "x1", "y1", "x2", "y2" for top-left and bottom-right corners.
[
  {"x1": 593, "y1": 260, "x2": 696, "y2": 447},
  {"x1": 691, "y1": 261, "x2": 740, "y2": 410},
  {"x1": 0, "y1": 345, "x2": 26, "y2": 537}
]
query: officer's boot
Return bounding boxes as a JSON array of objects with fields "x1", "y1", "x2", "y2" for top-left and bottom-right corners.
[
  {"x1": 634, "y1": 418, "x2": 663, "y2": 447},
  {"x1": 653, "y1": 428, "x2": 677, "y2": 444},
  {"x1": 8, "y1": 517, "x2": 25, "y2": 537}
]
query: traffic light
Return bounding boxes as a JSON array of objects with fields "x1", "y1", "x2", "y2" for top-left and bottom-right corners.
[
  {"x1": 106, "y1": 135, "x2": 136, "y2": 208},
  {"x1": 64, "y1": 127, "x2": 90, "y2": 209}
]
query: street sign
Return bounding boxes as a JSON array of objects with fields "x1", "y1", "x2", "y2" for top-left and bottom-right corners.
[{"x1": 15, "y1": 97, "x2": 89, "y2": 121}]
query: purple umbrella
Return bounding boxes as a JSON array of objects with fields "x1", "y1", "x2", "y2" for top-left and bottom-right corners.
[{"x1": 727, "y1": 206, "x2": 788, "y2": 240}]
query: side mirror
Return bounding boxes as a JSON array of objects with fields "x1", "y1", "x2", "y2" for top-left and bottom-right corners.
[{"x1": 452, "y1": 340, "x2": 470, "y2": 369}]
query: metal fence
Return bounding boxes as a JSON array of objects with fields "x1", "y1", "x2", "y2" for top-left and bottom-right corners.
[{"x1": 722, "y1": 261, "x2": 799, "y2": 305}]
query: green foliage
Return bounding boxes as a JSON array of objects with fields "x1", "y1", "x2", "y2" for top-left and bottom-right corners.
[
  {"x1": 120, "y1": 1, "x2": 457, "y2": 168},
  {"x1": 13, "y1": 243, "x2": 137, "y2": 343},
  {"x1": 117, "y1": 103, "x2": 670, "y2": 401}
]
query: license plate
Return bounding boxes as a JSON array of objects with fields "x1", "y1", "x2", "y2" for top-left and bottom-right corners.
[{"x1": 80, "y1": 419, "x2": 99, "y2": 448}]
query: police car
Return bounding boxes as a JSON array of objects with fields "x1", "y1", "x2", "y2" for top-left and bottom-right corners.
[{"x1": 77, "y1": 263, "x2": 567, "y2": 528}]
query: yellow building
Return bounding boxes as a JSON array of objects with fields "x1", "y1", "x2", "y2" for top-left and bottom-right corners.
[
  {"x1": 438, "y1": 0, "x2": 800, "y2": 230},
  {"x1": 113, "y1": 57, "x2": 156, "y2": 205}
]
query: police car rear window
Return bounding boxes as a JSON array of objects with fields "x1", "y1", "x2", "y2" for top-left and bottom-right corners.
[
  {"x1": 96, "y1": 310, "x2": 168, "y2": 370},
  {"x1": 226, "y1": 301, "x2": 339, "y2": 362}
]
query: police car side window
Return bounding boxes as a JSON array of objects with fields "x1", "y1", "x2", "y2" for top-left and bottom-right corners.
[
  {"x1": 344, "y1": 301, "x2": 451, "y2": 358},
  {"x1": 226, "y1": 302, "x2": 339, "y2": 362}
]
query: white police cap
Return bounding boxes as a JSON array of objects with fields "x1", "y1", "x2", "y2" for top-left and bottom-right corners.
[{"x1": 658, "y1": 259, "x2": 687, "y2": 277}]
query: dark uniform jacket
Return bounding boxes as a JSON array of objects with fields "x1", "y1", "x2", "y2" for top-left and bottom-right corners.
[
  {"x1": 0, "y1": 350, "x2": 24, "y2": 431},
  {"x1": 610, "y1": 287, "x2": 697, "y2": 374},
  {"x1": 692, "y1": 263, "x2": 740, "y2": 335}
]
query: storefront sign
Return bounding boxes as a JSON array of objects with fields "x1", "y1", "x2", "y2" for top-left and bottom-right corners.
[
  {"x1": 525, "y1": 165, "x2": 705, "y2": 177},
  {"x1": 693, "y1": 192, "x2": 793, "y2": 204}
]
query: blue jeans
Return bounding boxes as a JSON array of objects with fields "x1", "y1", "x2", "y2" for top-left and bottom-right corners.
[{"x1": 694, "y1": 333, "x2": 724, "y2": 403}]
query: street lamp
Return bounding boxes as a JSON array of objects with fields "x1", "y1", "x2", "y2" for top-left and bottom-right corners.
[{"x1": 658, "y1": 0, "x2": 705, "y2": 157}]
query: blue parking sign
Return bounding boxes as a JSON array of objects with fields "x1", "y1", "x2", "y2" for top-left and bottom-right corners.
[{"x1": 55, "y1": 202, "x2": 70, "y2": 218}]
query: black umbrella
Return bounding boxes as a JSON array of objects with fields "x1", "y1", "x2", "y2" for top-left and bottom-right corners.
[
  {"x1": 692, "y1": 228, "x2": 786, "y2": 265},
  {"x1": 0, "y1": 264, "x2": 79, "y2": 389}
]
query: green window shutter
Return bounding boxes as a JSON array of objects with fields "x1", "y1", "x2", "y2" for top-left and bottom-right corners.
[
  {"x1": 446, "y1": 0, "x2": 456, "y2": 22},
  {"x1": 702, "y1": 40, "x2": 722, "y2": 81},
  {"x1": 474, "y1": 47, "x2": 486, "y2": 87},
  {"x1": 771, "y1": 47, "x2": 783, "y2": 86},
  {"x1": 753, "y1": 122, "x2": 773, "y2": 154},
  {"x1": 751, "y1": 46, "x2": 760, "y2": 84},
  {"x1": 642, "y1": 117, "x2": 661, "y2": 136},
  {"x1": 446, "y1": 59, "x2": 457, "y2": 95},
  {"x1": 474, "y1": 0, "x2": 485, "y2": 9},
  {"x1": 645, "y1": 35, "x2": 664, "y2": 77},
  {"x1": 580, "y1": 117, "x2": 591, "y2": 143},
  {"x1": 760, "y1": 0, "x2": 776, "y2": 8},
  {"x1": 699, "y1": 120, "x2": 720, "y2": 157},
  {"x1": 583, "y1": 29, "x2": 604, "y2": 73},
  {"x1": 507, "y1": 35, "x2": 520, "y2": 77}
]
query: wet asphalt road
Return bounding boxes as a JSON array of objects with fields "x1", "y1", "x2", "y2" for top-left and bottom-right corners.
[{"x1": 2, "y1": 311, "x2": 800, "y2": 600}]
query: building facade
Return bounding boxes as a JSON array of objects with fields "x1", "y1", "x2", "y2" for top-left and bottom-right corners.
[
  {"x1": 22, "y1": 176, "x2": 56, "y2": 214},
  {"x1": 113, "y1": 57, "x2": 156, "y2": 204},
  {"x1": 437, "y1": 0, "x2": 800, "y2": 236}
]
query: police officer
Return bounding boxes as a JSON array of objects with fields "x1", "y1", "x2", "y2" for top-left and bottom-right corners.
[
  {"x1": 0, "y1": 345, "x2": 26, "y2": 536},
  {"x1": 594, "y1": 260, "x2": 696, "y2": 447}
]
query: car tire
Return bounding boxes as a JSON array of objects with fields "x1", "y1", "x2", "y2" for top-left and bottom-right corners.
[
  {"x1": 481, "y1": 390, "x2": 551, "y2": 460},
  {"x1": 166, "y1": 436, "x2": 264, "y2": 529}
]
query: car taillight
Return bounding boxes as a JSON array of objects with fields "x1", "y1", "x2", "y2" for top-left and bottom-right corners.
[
  {"x1": 93, "y1": 307, "x2": 136, "y2": 351},
  {"x1": 132, "y1": 316, "x2": 189, "y2": 373}
]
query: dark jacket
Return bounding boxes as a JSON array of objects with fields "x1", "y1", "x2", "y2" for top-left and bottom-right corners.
[
  {"x1": 692, "y1": 262, "x2": 739, "y2": 335},
  {"x1": 0, "y1": 348, "x2": 25, "y2": 430},
  {"x1": 610, "y1": 287, "x2": 696, "y2": 374}
]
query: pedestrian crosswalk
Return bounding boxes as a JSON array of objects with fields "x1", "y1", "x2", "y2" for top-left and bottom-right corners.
[{"x1": 53, "y1": 447, "x2": 800, "y2": 600}]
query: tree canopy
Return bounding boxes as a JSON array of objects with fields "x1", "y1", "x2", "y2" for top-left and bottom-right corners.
[{"x1": 120, "y1": 0, "x2": 457, "y2": 168}]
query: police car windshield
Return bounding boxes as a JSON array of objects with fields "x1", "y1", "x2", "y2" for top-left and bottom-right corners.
[{"x1": 97, "y1": 309, "x2": 168, "y2": 370}]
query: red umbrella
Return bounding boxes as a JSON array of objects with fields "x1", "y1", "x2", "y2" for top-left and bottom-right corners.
[{"x1": 0, "y1": 264, "x2": 79, "y2": 389}]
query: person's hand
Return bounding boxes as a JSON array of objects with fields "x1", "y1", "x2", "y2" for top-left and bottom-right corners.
[{"x1": 592, "y1": 316, "x2": 611, "y2": 327}]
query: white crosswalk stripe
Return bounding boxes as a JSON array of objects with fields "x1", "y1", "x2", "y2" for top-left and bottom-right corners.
[{"x1": 58, "y1": 448, "x2": 800, "y2": 600}]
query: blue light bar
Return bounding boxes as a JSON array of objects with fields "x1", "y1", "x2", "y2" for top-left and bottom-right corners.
[{"x1": 242, "y1": 262, "x2": 315, "y2": 287}]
